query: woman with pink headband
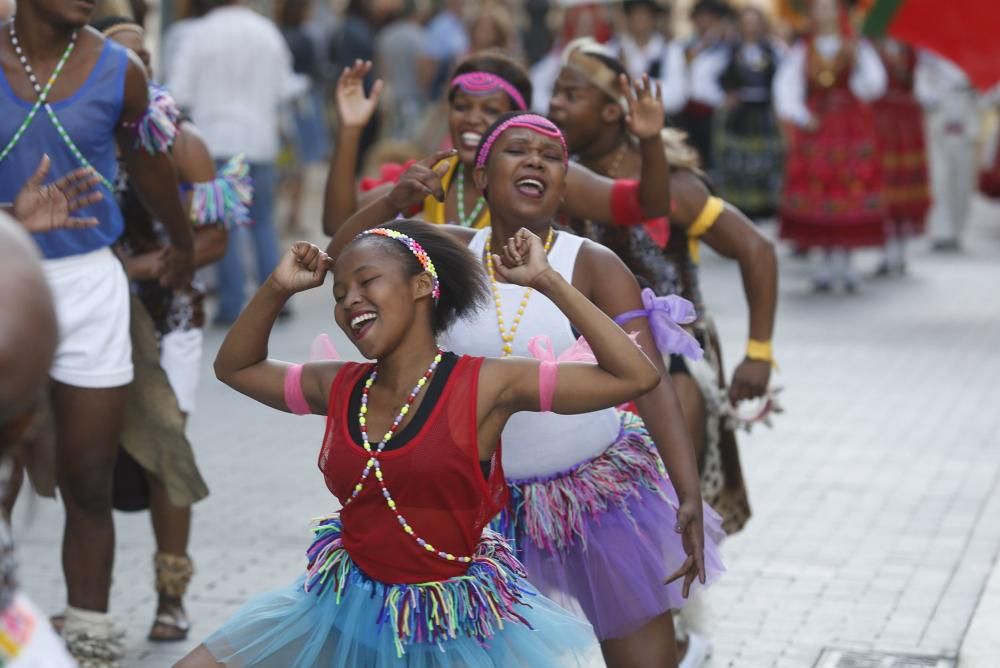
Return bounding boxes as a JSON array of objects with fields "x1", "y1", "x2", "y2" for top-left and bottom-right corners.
[
  {"x1": 330, "y1": 107, "x2": 725, "y2": 668},
  {"x1": 322, "y1": 54, "x2": 672, "y2": 236}
]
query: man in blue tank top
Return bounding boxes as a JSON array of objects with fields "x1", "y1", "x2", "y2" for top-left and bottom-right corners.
[{"x1": 0, "y1": 0, "x2": 195, "y2": 663}]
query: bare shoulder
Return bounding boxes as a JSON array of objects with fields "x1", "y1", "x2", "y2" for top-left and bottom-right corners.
[{"x1": 574, "y1": 237, "x2": 639, "y2": 302}]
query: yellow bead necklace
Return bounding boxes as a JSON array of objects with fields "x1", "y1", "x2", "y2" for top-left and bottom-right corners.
[{"x1": 484, "y1": 227, "x2": 555, "y2": 356}]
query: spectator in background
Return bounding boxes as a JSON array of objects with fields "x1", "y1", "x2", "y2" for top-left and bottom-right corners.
[
  {"x1": 871, "y1": 38, "x2": 930, "y2": 274},
  {"x1": 607, "y1": 0, "x2": 687, "y2": 116},
  {"x1": 0, "y1": 0, "x2": 12, "y2": 20},
  {"x1": 714, "y1": 6, "x2": 784, "y2": 221},
  {"x1": 422, "y1": 0, "x2": 470, "y2": 98},
  {"x1": 169, "y1": 0, "x2": 307, "y2": 324},
  {"x1": 915, "y1": 50, "x2": 978, "y2": 252},
  {"x1": 376, "y1": 0, "x2": 430, "y2": 140},
  {"x1": 680, "y1": 0, "x2": 732, "y2": 170},
  {"x1": 530, "y1": 2, "x2": 614, "y2": 113},
  {"x1": 468, "y1": 3, "x2": 518, "y2": 56},
  {"x1": 279, "y1": 0, "x2": 330, "y2": 233},
  {"x1": 161, "y1": 0, "x2": 211, "y2": 83},
  {"x1": 329, "y1": 0, "x2": 400, "y2": 172},
  {"x1": 773, "y1": 0, "x2": 887, "y2": 293},
  {"x1": 521, "y1": 0, "x2": 553, "y2": 66}
]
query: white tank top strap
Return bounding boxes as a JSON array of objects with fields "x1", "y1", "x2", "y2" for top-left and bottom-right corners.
[{"x1": 443, "y1": 226, "x2": 619, "y2": 480}]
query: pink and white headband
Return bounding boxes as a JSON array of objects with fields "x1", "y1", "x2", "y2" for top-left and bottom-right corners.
[
  {"x1": 474, "y1": 113, "x2": 569, "y2": 169},
  {"x1": 450, "y1": 72, "x2": 528, "y2": 111}
]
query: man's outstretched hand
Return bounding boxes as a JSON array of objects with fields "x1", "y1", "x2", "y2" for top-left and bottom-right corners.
[{"x1": 12, "y1": 155, "x2": 103, "y2": 233}]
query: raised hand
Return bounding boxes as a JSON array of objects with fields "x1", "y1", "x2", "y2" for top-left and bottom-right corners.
[
  {"x1": 490, "y1": 228, "x2": 554, "y2": 289},
  {"x1": 622, "y1": 73, "x2": 665, "y2": 141},
  {"x1": 387, "y1": 149, "x2": 456, "y2": 213},
  {"x1": 664, "y1": 500, "x2": 707, "y2": 598},
  {"x1": 270, "y1": 242, "x2": 334, "y2": 294},
  {"x1": 13, "y1": 155, "x2": 103, "y2": 233},
  {"x1": 336, "y1": 60, "x2": 384, "y2": 130}
]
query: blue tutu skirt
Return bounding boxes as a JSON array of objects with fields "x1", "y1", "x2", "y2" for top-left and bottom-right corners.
[{"x1": 203, "y1": 518, "x2": 597, "y2": 667}]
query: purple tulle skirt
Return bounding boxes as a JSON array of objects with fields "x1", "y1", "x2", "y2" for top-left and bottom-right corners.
[{"x1": 502, "y1": 412, "x2": 726, "y2": 640}]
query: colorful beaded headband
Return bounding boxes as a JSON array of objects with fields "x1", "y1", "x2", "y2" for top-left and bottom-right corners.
[
  {"x1": 450, "y1": 72, "x2": 528, "y2": 111},
  {"x1": 474, "y1": 113, "x2": 569, "y2": 169},
  {"x1": 359, "y1": 228, "x2": 441, "y2": 301}
]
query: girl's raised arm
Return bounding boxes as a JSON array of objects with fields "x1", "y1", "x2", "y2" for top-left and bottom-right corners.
[
  {"x1": 484, "y1": 229, "x2": 660, "y2": 417},
  {"x1": 321, "y1": 60, "x2": 385, "y2": 237},
  {"x1": 214, "y1": 243, "x2": 341, "y2": 415}
]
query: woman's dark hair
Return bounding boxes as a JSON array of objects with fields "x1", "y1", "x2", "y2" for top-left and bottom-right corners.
[
  {"x1": 347, "y1": 220, "x2": 490, "y2": 335},
  {"x1": 449, "y1": 52, "x2": 534, "y2": 111}
]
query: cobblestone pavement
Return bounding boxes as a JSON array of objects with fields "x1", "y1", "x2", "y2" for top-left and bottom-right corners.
[{"x1": 15, "y1": 171, "x2": 1000, "y2": 666}]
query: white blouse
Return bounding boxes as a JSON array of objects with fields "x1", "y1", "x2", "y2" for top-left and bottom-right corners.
[{"x1": 773, "y1": 36, "x2": 887, "y2": 128}]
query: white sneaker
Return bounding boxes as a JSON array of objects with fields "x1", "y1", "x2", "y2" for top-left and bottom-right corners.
[{"x1": 679, "y1": 631, "x2": 711, "y2": 668}]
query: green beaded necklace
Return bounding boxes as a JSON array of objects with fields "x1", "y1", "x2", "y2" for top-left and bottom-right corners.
[
  {"x1": 455, "y1": 163, "x2": 486, "y2": 228},
  {"x1": 2, "y1": 24, "x2": 114, "y2": 193}
]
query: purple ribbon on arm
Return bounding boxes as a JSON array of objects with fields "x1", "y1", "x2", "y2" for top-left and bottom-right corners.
[{"x1": 613, "y1": 288, "x2": 704, "y2": 360}]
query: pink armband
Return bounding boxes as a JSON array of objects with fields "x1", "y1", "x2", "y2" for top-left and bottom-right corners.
[
  {"x1": 284, "y1": 364, "x2": 311, "y2": 415},
  {"x1": 610, "y1": 179, "x2": 646, "y2": 227},
  {"x1": 538, "y1": 361, "x2": 558, "y2": 412}
]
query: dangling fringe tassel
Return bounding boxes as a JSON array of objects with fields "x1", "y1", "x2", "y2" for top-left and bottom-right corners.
[
  {"x1": 508, "y1": 412, "x2": 671, "y2": 554},
  {"x1": 123, "y1": 83, "x2": 180, "y2": 154},
  {"x1": 187, "y1": 155, "x2": 253, "y2": 228},
  {"x1": 304, "y1": 516, "x2": 534, "y2": 657}
]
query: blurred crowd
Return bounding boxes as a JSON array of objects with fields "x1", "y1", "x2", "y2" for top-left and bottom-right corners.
[{"x1": 157, "y1": 0, "x2": 1000, "y2": 289}]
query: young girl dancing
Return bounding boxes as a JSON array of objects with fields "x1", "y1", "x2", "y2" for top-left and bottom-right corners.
[
  {"x1": 176, "y1": 219, "x2": 661, "y2": 667},
  {"x1": 330, "y1": 107, "x2": 726, "y2": 667}
]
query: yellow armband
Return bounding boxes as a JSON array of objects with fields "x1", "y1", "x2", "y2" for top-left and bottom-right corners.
[
  {"x1": 687, "y1": 196, "x2": 725, "y2": 263},
  {"x1": 746, "y1": 339, "x2": 778, "y2": 369}
]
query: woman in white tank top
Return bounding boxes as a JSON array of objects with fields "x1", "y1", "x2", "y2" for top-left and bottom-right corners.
[{"x1": 329, "y1": 99, "x2": 725, "y2": 666}]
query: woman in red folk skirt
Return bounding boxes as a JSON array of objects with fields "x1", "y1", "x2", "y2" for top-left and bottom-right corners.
[
  {"x1": 872, "y1": 37, "x2": 930, "y2": 275},
  {"x1": 774, "y1": 0, "x2": 888, "y2": 293}
]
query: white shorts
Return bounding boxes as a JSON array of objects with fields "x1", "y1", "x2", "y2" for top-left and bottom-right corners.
[
  {"x1": 160, "y1": 328, "x2": 204, "y2": 414},
  {"x1": 43, "y1": 247, "x2": 133, "y2": 388}
]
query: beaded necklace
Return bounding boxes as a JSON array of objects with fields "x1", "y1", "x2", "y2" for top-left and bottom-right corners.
[
  {"x1": 348, "y1": 349, "x2": 473, "y2": 564},
  {"x1": 3, "y1": 24, "x2": 114, "y2": 192},
  {"x1": 455, "y1": 163, "x2": 486, "y2": 228},
  {"x1": 0, "y1": 24, "x2": 76, "y2": 163},
  {"x1": 485, "y1": 227, "x2": 555, "y2": 356}
]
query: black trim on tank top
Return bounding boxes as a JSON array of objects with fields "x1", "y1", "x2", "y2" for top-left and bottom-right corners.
[{"x1": 346, "y1": 353, "x2": 492, "y2": 479}]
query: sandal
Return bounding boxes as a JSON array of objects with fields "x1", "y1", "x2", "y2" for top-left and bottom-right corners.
[
  {"x1": 148, "y1": 606, "x2": 190, "y2": 642},
  {"x1": 148, "y1": 552, "x2": 194, "y2": 643}
]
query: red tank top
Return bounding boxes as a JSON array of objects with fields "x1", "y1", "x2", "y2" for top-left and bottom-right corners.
[{"x1": 318, "y1": 355, "x2": 508, "y2": 584}]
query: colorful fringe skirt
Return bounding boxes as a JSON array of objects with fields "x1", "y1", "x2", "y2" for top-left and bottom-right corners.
[
  {"x1": 203, "y1": 517, "x2": 597, "y2": 667},
  {"x1": 498, "y1": 412, "x2": 726, "y2": 640}
]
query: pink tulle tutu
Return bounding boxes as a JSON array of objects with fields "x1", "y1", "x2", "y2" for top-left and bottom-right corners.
[{"x1": 500, "y1": 412, "x2": 726, "y2": 640}]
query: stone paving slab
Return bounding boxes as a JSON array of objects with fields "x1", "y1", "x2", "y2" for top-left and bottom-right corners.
[{"x1": 14, "y1": 182, "x2": 1000, "y2": 667}]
